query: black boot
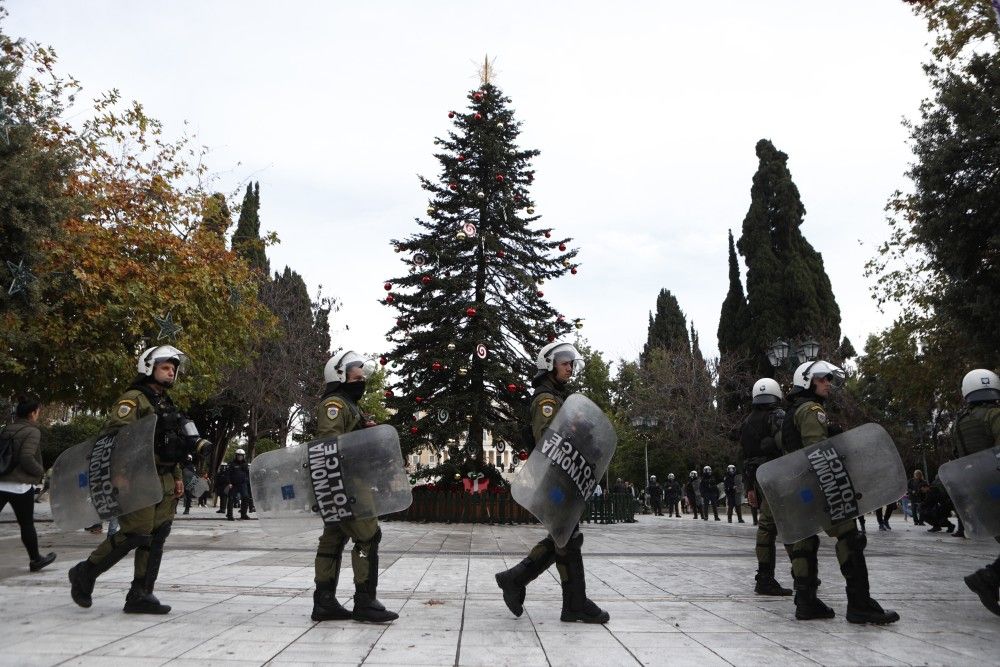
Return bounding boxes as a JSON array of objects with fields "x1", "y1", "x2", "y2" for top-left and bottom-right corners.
[
  {"x1": 754, "y1": 564, "x2": 792, "y2": 596},
  {"x1": 964, "y1": 562, "x2": 1000, "y2": 617},
  {"x1": 495, "y1": 553, "x2": 555, "y2": 617},
  {"x1": 793, "y1": 578, "x2": 835, "y2": 620},
  {"x1": 556, "y1": 534, "x2": 609, "y2": 624},
  {"x1": 123, "y1": 582, "x2": 171, "y2": 614},
  {"x1": 352, "y1": 586, "x2": 398, "y2": 623},
  {"x1": 312, "y1": 581, "x2": 352, "y2": 621},
  {"x1": 30, "y1": 552, "x2": 56, "y2": 572},
  {"x1": 840, "y1": 531, "x2": 899, "y2": 625},
  {"x1": 68, "y1": 560, "x2": 99, "y2": 608},
  {"x1": 69, "y1": 532, "x2": 148, "y2": 608}
]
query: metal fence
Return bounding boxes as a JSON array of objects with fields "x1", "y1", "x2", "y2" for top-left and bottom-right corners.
[{"x1": 383, "y1": 490, "x2": 637, "y2": 525}]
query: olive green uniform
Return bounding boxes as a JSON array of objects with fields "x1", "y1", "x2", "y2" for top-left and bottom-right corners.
[
  {"x1": 86, "y1": 387, "x2": 181, "y2": 589},
  {"x1": 494, "y1": 374, "x2": 609, "y2": 623},
  {"x1": 955, "y1": 402, "x2": 1000, "y2": 616},
  {"x1": 783, "y1": 399, "x2": 858, "y2": 581},
  {"x1": 313, "y1": 392, "x2": 381, "y2": 590}
]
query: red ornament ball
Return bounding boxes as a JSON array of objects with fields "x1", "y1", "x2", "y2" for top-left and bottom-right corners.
[
  {"x1": 384, "y1": 390, "x2": 394, "y2": 398},
  {"x1": 571, "y1": 267, "x2": 578, "y2": 275},
  {"x1": 432, "y1": 361, "x2": 442, "y2": 372},
  {"x1": 385, "y1": 294, "x2": 394, "y2": 304},
  {"x1": 458, "y1": 154, "x2": 466, "y2": 162},
  {"x1": 474, "y1": 113, "x2": 482, "y2": 121},
  {"x1": 415, "y1": 396, "x2": 423, "y2": 404},
  {"x1": 558, "y1": 243, "x2": 566, "y2": 251},
  {"x1": 448, "y1": 111, "x2": 455, "y2": 119},
  {"x1": 383, "y1": 282, "x2": 392, "y2": 291},
  {"x1": 473, "y1": 92, "x2": 483, "y2": 101},
  {"x1": 507, "y1": 383, "x2": 517, "y2": 393},
  {"x1": 547, "y1": 334, "x2": 556, "y2": 342},
  {"x1": 379, "y1": 356, "x2": 388, "y2": 366},
  {"x1": 536, "y1": 290, "x2": 544, "y2": 297},
  {"x1": 449, "y1": 182, "x2": 457, "y2": 191},
  {"x1": 495, "y1": 174, "x2": 504, "y2": 182},
  {"x1": 410, "y1": 426, "x2": 419, "y2": 435},
  {"x1": 497, "y1": 250, "x2": 506, "y2": 258},
  {"x1": 466, "y1": 307, "x2": 477, "y2": 318},
  {"x1": 518, "y1": 450, "x2": 529, "y2": 461},
  {"x1": 421, "y1": 275, "x2": 432, "y2": 286},
  {"x1": 544, "y1": 231, "x2": 551, "y2": 239}
]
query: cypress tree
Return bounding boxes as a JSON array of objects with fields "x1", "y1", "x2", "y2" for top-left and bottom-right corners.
[
  {"x1": 738, "y1": 139, "x2": 841, "y2": 371},
  {"x1": 231, "y1": 182, "x2": 269, "y2": 276},
  {"x1": 717, "y1": 229, "x2": 751, "y2": 357},
  {"x1": 642, "y1": 288, "x2": 689, "y2": 359}
]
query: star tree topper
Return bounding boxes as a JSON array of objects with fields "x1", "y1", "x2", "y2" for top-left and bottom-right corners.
[{"x1": 154, "y1": 311, "x2": 184, "y2": 341}]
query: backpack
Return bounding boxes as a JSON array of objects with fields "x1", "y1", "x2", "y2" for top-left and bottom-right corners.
[{"x1": 0, "y1": 425, "x2": 25, "y2": 476}]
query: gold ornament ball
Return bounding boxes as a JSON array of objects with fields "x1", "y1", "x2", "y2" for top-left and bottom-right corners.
[
  {"x1": 447, "y1": 342, "x2": 456, "y2": 351},
  {"x1": 426, "y1": 206, "x2": 435, "y2": 215},
  {"x1": 457, "y1": 231, "x2": 467, "y2": 240},
  {"x1": 497, "y1": 122, "x2": 505, "y2": 128},
  {"x1": 454, "y1": 473, "x2": 461, "y2": 480},
  {"x1": 465, "y1": 414, "x2": 473, "y2": 422},
  {"x1": 563, "y1": 260, "x2": 571, "y2": 267},
  {"x1": 575, "y1": 321, "x2": 584, "y2": 329},
  {"x1": 527, "y1": 207, "x2": 535, "y2": 214},
  {"x1": 458, "y1": 366, "x2": 468, "y2": 376},
  {"x1": 507, "y1": 148, "x2": 515, "y2": 156},
  {"x1": 477, "y1": 191, "x2": 486, "y2": 199}
]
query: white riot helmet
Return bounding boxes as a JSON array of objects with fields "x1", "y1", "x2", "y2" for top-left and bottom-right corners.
[
  {"x1": 667, "y1": 473, "x2": 675, "y2": 480},
  {"x1": 649, "y1": 475, "x2": 656, "y2": 480},
  {"x1": 137, "y1": 345, "x2": 187, "y2": 380},
  {"x1": 235, "y1": 448, "x2": 245, "y2": 457},
  {"x1": 792, "y1": 360, "x2": 845, "y2": 391},
  {"x1": 702, "y1": 465, "x2": 712, "y2": 474},
  {"x1": 727, "y1": 464, "x2": 736, "y2": 473},
  {"x1": 962, "y1": 369, "x2": 1000, "y2": 403},
  {"x1": 535, "y1": 341, "x2": 585, "y2": 375},
  {"x1": 324, "y1": 350, "x2": 377, "y2": 384},
  {"x1": 752, "y1": 378, "x2": 783, "y2": 405},
  {"x1": 689, "y1": 470, "x2": 697, "y2": 478}
]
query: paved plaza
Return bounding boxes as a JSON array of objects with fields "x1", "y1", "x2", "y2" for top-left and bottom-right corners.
[{"x1": 1, "y1": 503, "x2": 997, "y2": 666}]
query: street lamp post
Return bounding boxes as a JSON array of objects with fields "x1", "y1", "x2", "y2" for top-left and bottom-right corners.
[
  {"x1": 630, "y1": 416, "x2": 660, "y2": 484},
  {"x1": 767, "y1": 338, "x2": 821, "y2": 373}
]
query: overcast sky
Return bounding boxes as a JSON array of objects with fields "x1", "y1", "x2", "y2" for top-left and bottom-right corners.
[{"x1": 7, "y1": 1, "x2": 932, "y2": 366}]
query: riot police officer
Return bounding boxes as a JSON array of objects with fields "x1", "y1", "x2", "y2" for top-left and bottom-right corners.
[
  {"x1": 956, "y1": 369, "x2": 1000, "y2": 617},
  {"x1": 699, "y1": 466, "x2": 720, "y2": 521},
  {"x1": 664, "y1": 473, "x2": 681, "y2": 517},
  {"x1": 684, "y1": 470, "x2": 699, "y2": 517},
  {"x1": 782, "y1": 360, "x2": 898, "y2": 624},
  {"x1": 68, "y1": 346, "x2": 213, "y2": 614},
  {"x1": 495, "y1": 341, "x2": 610, "y2": 624},
  {"x1": 215, "y1": 462, "x2": 229, "y2": 514},
  {"x1": 646, "y1": 475, "x2": 664, "y2": 516},
  {"x1": 226, "y1": 449, "x2": 250, "y2": 521},
  {"x1": 739, "y1": 378, "x2": 791, "y2": 596},
  {"x1": 724, "y1": 464, "x2": 744, "y2": 523},
  {"x1": 310, "y1": 350, "x2": 397, "y2": 624}
]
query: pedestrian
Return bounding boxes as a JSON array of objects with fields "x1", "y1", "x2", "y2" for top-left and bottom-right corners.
[
  {"x1": 68, "y1": 345, "x2": 214, "y2": 614},
  {"x1": 310, "y1": 350, "x2": 397, "y2": 623},
  {"x1": 0, "y1": 395, "x2": 57, "y2": 572},
  {"x1": 663, "y1": 473, "x2": 681, "y2": 517},
  {"x1": 781, "y1": 360, "x2": 898, "y2": 624},
  {"x1": 738, "y1": 378, "x2": 791, "y2": 596},
  {"x1": 699, "y1": 466, "x2": 720, "y2": 521},
  {"x1": 907, "y1": 470, "x2": 926, "y2": 526},
  {"x1": 495, "y1": 341, "x2": 609, "y2": 624},
  {"x1": 875, "y1": 504, "x2": 894, "y2": 531},
  {"x1": 724, "y1": 464, "x2": 744, "y2": 524},
  {"x1": 646, "y1": 475, "x2": 663, "y2": 516},
  {"x1": 226, "y1": 450, "x2": 250, "y2": 521},
  {"x1": 954, "y1": 369, "x2": 1000, "y2": 617}
]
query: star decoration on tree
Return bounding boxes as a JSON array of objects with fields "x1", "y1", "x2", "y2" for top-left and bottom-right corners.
[
  {"x1": 6, "y1": 259, "x2": 36, "y2": 296},
  {"x1": 154, "y1": 311, "x2": 183, "y2": 341}
]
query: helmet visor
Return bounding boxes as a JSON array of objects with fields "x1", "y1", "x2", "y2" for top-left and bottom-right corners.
[
  {"x1": 553, "y1": 349, "x2": 585, "y2": 375},
  {"x1": 341, "y1": 352, "x2": 377, "y2": 380}
]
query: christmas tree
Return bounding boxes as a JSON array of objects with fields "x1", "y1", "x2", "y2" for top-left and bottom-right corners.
[{"x1": 382, "y1": 61, "x2": 578, "y2": 484}]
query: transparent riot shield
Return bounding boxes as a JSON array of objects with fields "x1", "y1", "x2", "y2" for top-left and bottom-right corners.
[
  {"x1": 187, "y1": 476, "x2": 210, "y2": 499},
  {"x1": 937, "y1": 447, "x2": 1000, "y2": 541},
  {"x1": 50, "y1": 414, "x2": 163, "y2": 531},
  {"x1": 511, "y1": 394, "x2": 617, "y2": 548},
  {"x1": 756, "y1": 423, "x2": 906, "y2": 544},
  {"x1": 250, "y1": 425, "x2": 412, "y2": 536}
]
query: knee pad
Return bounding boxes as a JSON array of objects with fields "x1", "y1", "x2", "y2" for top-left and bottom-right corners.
[
  {"x1": 841, "y1": 529, "x2": 866, "y2": 552},
  {"x1": 150, "y1": 521, "x2": 172, "y2": 547},
  {"x1": 789, "y1": 535, "x2": 819, "y2": 560},
  {"x1": 562, "y1": 531, "x2": 583, "y2": 553}
]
